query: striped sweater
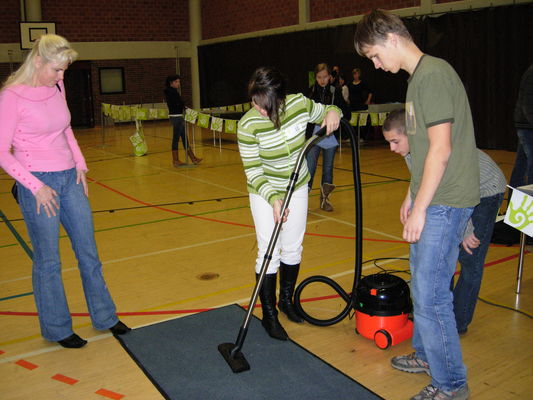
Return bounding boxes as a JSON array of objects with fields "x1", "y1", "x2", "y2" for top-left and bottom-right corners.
[{"x1": 237, "y1": 93, "x2": 341, "y2": 205}]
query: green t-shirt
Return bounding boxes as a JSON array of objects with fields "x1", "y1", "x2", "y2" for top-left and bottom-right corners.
[{"x1": 405, "y1": 55, "x2": 480, "y2": 208}]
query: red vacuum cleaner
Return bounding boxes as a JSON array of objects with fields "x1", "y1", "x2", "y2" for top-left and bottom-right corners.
[{"x1": 354, "y1": 273, "x2": 413, "y2": 350}]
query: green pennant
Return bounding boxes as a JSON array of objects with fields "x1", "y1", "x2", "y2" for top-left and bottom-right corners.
[
  {"x1": 225, "y1": 119, "x2": 237, "y2": 134},
  {"x1": 197, "y1": 113, "x2": 210, "y2": 128}
]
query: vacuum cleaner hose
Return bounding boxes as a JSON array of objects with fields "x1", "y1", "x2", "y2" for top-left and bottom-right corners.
[{"x1": 294, "y1": 118, "x2": 363, "y2": 326}]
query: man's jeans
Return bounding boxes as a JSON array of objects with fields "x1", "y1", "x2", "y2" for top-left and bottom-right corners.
[
  {"x1": 17, "y1": 168, "x2": 118, "y2": 341},
  {"x1": 306, "y1": 145, "x2": 337, "y2": 189},
  {"x1": 454, "y1": 193, "x2": 504, "y2": 332},
  {"x1": 410, "y1": 205, "x2": 473, "y2": 392},
  {"x1": 510, "y1": 128, "x2": 533, "y2": 187}
]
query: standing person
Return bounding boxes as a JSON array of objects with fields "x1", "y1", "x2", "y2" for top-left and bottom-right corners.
[
  {"x1": 0, "y1": 34, "x2": 130, "y2": 348},
  {"x1": 237, "y1": 66, "x2": 341, "y2": 340},
  {"x1": 348, "y1": 68, "x2": 373, "y2": 142},
  {"x1": 338, "y1": 74, "x2": 350, "y2": 105},
  {"x1": 348, "y1": 68, "x2": 373, "y2": 111},
  {"x1": 355, "y1": 10, "x2": 480, "y2": 400},
  {"x1": 164, "y1": 74, "x2": 201, "y2": 166},
  {"x1": 509, "y1": 63, "x2": 533, "y2": 189},
  {"x1": 306, "y1": 63, "x2": 349, "y2": 211},
  {"x1": 383, "y1": 109, "x2": 506, "y2": 335}
]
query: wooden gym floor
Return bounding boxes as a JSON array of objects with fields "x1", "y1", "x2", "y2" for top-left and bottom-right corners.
[{"x1": 0, "y1": 120, "x2": 531, "y2": 399}]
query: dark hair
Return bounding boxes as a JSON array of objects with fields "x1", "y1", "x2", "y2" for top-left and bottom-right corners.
[
  {"x1": 248, "y1": 66, "x2": 287, "y2": 129},
  {"x1": 165, "y1": 74, "x2": 181, "y2": 87},
  {"x1": 354, "y1": 9, "x2": 412, "y2": 56},
  {"x1": 383, "y1": 108, "x2": 406, "y2": 135}
]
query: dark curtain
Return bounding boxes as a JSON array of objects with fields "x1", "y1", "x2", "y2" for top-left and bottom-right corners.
[{"x1": 198, "y1": 3, "x2": 532, "y2": 150}]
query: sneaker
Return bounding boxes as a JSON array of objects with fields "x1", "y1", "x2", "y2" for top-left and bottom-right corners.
[
  {"x1": 410, "y1": 384, "x2": 469, "y2": 400},
  {"x1": 391, "y1": 352, "x2": 431, "y2": 375}
]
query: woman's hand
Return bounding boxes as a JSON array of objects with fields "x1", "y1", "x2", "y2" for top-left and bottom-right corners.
[
  {"x1": 76, "y1": 169, "x2": 89, "y2": 196},
  {"x1": 321, "y1": 110, "x2": 341, "y2": 135},
  {"x1": 35, "y1": 185, "x2": 59, "y2": 217},
  {"x1": 273, "y1": 199, "x2": 289, "y2": 223}
]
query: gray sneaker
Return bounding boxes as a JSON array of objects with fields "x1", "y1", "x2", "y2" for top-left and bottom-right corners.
[
  {"x1": 410, "y1": 384, "x2": 469, "y2": 400},
  {"x1": 391, "y1": 352, "x2": 431, "y2": 375}
]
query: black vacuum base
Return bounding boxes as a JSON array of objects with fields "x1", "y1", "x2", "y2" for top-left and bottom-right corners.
[{"x1": 218, "y1": 342, "x2": 251, "y2": 373}]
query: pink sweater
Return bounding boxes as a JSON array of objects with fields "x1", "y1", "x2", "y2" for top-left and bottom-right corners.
[{"x1": 0, "y1": 80, "x2": 87, "y2": 195}]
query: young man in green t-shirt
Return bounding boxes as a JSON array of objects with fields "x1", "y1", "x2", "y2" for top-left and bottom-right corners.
[{"x1": 355, "y1": 10, "x2": 479, "y2": 400}]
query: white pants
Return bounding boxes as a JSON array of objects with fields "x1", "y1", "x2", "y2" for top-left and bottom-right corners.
[{"x1": 249, "y1": 186, "x2": 308, "y2": 274}]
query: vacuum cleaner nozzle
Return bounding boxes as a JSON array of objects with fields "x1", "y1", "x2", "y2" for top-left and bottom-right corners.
[{"x1": 218, "y1": 343, "x2": 250, "y2": 373}]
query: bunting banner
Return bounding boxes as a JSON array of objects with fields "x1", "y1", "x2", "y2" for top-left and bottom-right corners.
[
  {"x1": 102, "y1": 103, "x2": 111, "y2": 116},
  {"x1": 359, "y1": 112, "x2": 369, "y2": 126},
  {"x1": 101, "y1": 102, "x2": 390, "y2": 136},
  {"x1": 185, "y1": 108, "x2": 198, "y2": 123},
  {"x1": 370, "y1": 112, "x2": 379, "y2": 127},
  {"x1": 225, "y1": 119, "x2": 237, "y2": 134},
  {"x1": 197, "y1": 113, "x2": 210, "y2": 128},
  {"x1": 349, "y1": 112, "x2": 359, "y2": 126},
  {"x1": 210, "y1": 117, "x2": 223, "y2": 132}
]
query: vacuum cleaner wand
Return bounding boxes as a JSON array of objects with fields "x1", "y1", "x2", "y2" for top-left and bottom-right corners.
[{"x1": 218, "y1": 126, "x2": 329, "y2": 373}]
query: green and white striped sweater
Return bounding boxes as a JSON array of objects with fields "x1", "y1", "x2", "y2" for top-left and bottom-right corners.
[{"x1": 237, "y1": 93, "x2": 341, "y2": 205}]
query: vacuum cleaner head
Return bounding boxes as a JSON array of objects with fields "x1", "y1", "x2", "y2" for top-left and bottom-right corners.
[{"x1": 218, "y1": 342, "x2": 250, "y2": 373}]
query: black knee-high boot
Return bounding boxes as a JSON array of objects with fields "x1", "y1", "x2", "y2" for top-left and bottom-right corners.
[
  {"x1": 278, "y1": 263, "x2": 304, "y2": 323},
  {"x1": 257, "y1": 273, "x2": 288, "y2": 341}
]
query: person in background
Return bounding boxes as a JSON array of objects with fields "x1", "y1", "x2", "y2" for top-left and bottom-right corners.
[
  {"x1": 0, "y1": 34, "x2": 130, "y2": 348},
  {"x1": 237, "y1": 66, "x2": 341, "y2": 340},
  {"x1": 164, "y1": 74, "x2": 202, "y2": 166},
  {"x1": 330, "y1": 65, "x2": 341, "y2": 87},
  {"x1": 306, "y1": 63, "x2": 350, "y2": 211},
  {"x1": 355, "y1": 9, "x2": 479, "y2": 400},
  {"x1": 338, "y1": 74, "x2": 350, "y2": 105},
  {"x1": 509, "y1": 63, "x2": 533, "y2": 190},
  {"x1": 383, "y1": 109, "x2": 506, "y2": 335},
  {"x1": 348, "y1": 68, "x2": 373, "y2": 111}
]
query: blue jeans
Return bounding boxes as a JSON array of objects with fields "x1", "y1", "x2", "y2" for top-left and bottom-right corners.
[
  {"x1": 306, "y1": 145, "x2": 337, "y2": 189},
  {"x1": 17, "y1": 168, "x2": 118, "y2": 341},
  {"x1": 510, "y1": 128, "x2": 533, "y2": 187},
  {"x1": 410, "y1": 205, "x2": 473, "y2": 392},
  {"x1": 170, "y1": 116, "x2": 188, "y2": 150},
  {"x1": 454, "y1": 193, "x2": 504, "y2": 333}
]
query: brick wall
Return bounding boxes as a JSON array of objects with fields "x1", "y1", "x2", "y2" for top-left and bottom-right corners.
[
  {"x1": 41, "y1": 0, "x2": 189, "y2": 42},
  {"x1": 0, "y1": 0, "x2": 21, "y2": 43},
  {"x1": 310, "y1": 0, "x2": 421, "y2": 21},
  {"x1": 91, "y1": 58, "x2": 191, "y2": 124},
  {"x1": 201, "y1": 0, "x2": 299, "y2": 40}
]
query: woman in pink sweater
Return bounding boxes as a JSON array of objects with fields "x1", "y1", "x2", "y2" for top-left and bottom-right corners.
[{"x1": 0, "y1": 34, "x2": 129, "y2": 348}]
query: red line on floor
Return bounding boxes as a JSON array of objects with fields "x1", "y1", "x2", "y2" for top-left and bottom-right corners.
[
  {"x1": 95, "y1": 388, "x2": 125, "y2": 399},
  {"x1": 15, "y1": 359, "x2": 38, "y2": 370},
  {"x1": 52, "y1": 373, "x2": 78, "y2": 385}
]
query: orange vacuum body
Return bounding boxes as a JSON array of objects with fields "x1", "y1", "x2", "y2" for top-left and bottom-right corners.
[{"x1": 355, "y1": 273, "x2": 413, "y2": 349}]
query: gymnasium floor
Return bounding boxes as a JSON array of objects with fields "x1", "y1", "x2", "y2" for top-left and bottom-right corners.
[{"x1": 0, "y1": 120, "x2": 531, "y2": 399}]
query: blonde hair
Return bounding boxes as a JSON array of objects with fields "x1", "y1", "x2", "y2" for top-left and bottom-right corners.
[
  {"x1": 2, "y1": 34, "x2": 78, "y2": 89},
  {"x1": 315, "y1": 63, "x2": 330, "y2": 75}
]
